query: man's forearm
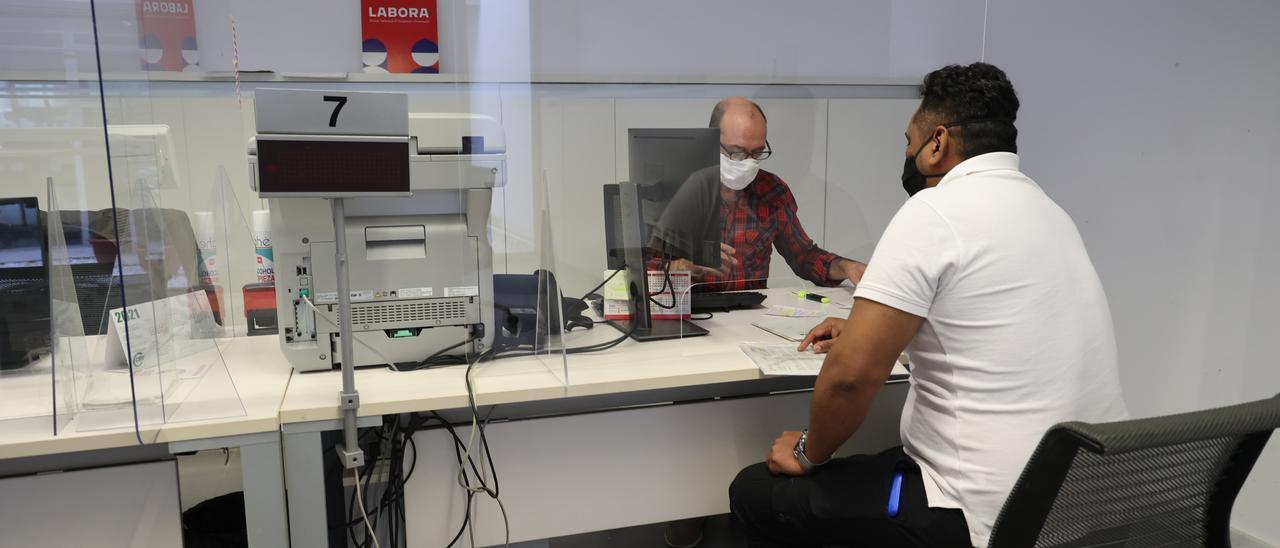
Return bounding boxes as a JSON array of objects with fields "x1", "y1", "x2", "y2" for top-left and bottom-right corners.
[
  {"x1": 804, "y1": 356, "x2": 888, "y2": 463},
  {"x1": 796, "y1": 298, "x2": 922, "y2": 465}
]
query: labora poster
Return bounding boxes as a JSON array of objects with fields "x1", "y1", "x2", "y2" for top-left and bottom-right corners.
[
  {"x1": 361, "y1": 0, "x2": 441, "y2": 74},
  {"x1": 136, "y1": 0, "x2": 199, "y2": 71}
]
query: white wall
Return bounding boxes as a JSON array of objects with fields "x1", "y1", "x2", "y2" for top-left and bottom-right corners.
[
  {"x1": 525, "y1": 0, "x2": 985, "y2": 81},
  {"x1": 2, "y1": 0, "x2": 987, "y2": 80},
  {"x1": 984, "y1": 0, "x2": 1280, "y2": 544}
]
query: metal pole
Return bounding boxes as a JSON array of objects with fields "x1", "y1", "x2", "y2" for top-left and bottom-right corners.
[{"x1": 332, "y1": 198, "x2": 363, "y2": 469}]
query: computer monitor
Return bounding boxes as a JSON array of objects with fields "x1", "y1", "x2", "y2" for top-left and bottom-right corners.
[
  {"x1": 603, "y1": 184, "x2": 626, "y2": 271},
  {"x1": 627, "y1": 128, "x2": 723, "y2": 267},
  {"x1": 606, "y1": 128, "x2": 721, "y2": 341},
  {"x1": 0, "y1": 197, "x2": 50, "y2": 368}
]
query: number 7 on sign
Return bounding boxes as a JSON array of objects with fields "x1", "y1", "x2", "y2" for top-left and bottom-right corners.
[{"x1": 323, "y1": 95, "x2": 347, "y2": 127}]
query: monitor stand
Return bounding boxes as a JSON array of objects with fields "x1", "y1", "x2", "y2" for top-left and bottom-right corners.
[{"x1": 608, "y1": 318, "x2": 708, "y2": 342}]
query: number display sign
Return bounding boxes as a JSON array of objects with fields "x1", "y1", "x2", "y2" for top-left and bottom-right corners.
[{"x1": 253, "y1": 89, "x2": 408, "y2": 137}]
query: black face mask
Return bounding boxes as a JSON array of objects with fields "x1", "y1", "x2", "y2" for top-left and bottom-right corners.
[
  {"x1": 906, "y1": 138, "x2": 936, "y2": 197},
  {"x1": 901, "y1": 118, "x2": 1015, "y2": 196},
  {"x1": 901, "y1": 139, "x2": 940, "y2": 197}
]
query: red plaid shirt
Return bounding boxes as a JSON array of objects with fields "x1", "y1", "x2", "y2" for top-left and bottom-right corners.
[{"x1": 697, "y1": 170, "x2": 842, "y2": 291}]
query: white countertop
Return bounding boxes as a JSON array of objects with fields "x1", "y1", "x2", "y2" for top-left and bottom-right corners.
[
  {"x1": 0, "y1": 335, "x2": 294, "y2": 460},
  {"x1": 278, "y1": 287, "x2": 858, "y2": 424},
  {"x1": 1, "y1": 287, "x2": 862, "y2": 458}
]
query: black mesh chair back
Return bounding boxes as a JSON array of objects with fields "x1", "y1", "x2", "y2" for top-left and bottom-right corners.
[{"x1": 987, "y1": 393, "x2": 1280, "y2": 548}]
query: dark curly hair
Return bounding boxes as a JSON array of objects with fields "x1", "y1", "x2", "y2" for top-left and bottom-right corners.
[{"x1": 918, "y1": 62, "x2": 1020, "y2": 158}]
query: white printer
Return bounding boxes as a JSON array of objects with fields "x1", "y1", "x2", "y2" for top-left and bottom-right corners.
[{"x1": 248, "y1": 89, "x2": 503, "y2": 372}]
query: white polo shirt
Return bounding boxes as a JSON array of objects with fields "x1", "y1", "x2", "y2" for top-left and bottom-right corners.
[{"x1": 853, "y1": 152, "x2": 1128, "y2": 547}]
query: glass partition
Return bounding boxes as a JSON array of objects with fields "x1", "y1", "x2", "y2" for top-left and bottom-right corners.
[
  {"x1": 0, "y1": 2, "x2": 119, "y2": 441},
  {"x1": 531, "y1": 85, "x2": 910, "y2": 368},
  {"x1": 0, "y1": 32, "x2": 916, "y2": 434},
  {"x1": 0, "y1": 0, "x2": 251, "y2": 443},
  {"x1": 0, "y1": 188, "x2": 61, "y2": 436}
]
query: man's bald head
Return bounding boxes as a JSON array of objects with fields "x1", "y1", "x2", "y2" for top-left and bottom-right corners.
[
  {"x1": 709, "y1": 97, "x2": 768, "y2": 129},
  {"x1": 710, "y1": 97, "x2": 768, "y2": 158}
]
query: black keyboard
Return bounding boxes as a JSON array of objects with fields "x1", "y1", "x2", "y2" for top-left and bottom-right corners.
[{"x1": 690, "y1": 291, "x2": 767, "y2": 312}]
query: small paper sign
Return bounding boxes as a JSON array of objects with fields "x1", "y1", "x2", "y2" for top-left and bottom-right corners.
[{"x1": 105, "y1": 290, "x2": 216, "y2": 371}]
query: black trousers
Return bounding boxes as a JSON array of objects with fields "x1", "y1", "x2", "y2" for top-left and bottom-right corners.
[{"x1": 729, "y1": 446, "x2": 972, "y2": 548}]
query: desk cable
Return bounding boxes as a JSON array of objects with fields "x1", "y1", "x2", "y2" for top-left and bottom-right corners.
[
  {"x1": 582, "y1": 262, "x2": 680, "y2": 311},
  {"x1": 333, "y1": 411, "x2": 505, "y2": 547},
  {"x1": 647, "y1": 258, "x2": 679, "y2": 310},
  {"x1": 457, "y1": 349, "x2": 511, "y2": 547},
  {"x1": 305, "y1": 295, "x2": 642, "y2": 547},
  {"x1": 336, "y1": 415, "x2": 414, "y2": 547},
  {"x1": 352, "y1": 468, "x2": 381, "y2": 548},
  {"x1": 303, "y1": 295, "x2": 513, "y2": 546},
  {"x1": 580, "y1": 267, "x2": 623, "y2": 302}
]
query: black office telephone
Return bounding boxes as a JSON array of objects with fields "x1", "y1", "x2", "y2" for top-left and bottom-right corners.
[{"x1": 493, "y1": 270, "x2": 593, "y2": 350}]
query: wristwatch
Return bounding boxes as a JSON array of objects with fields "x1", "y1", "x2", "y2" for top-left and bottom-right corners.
[{"x1": 793, "y1": 429, "x2": 828, "y2": 472}]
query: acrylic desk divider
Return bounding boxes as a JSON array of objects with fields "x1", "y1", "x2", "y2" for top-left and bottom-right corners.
[
  {"x1": 464, "y1": 159, "x2": 569, "y2": 403},
  {"x1": 45, "y1": 174, "x2": 247, "y2": 441},
  {"x1": 532, "y1": 168, "x2": 569, "y2": 388},
  {"x1": 200, "y1": 166, "x2": 255, "y2": 339},
  {"x1": 45, "y1": 180, "x2": 88, "y2": 435},
  {"x1": 0, "y1": 180, "x2": 64, "y2": 440},
  {"x1": 125, "y1": 175, "x2": 247, "y2": 438}
]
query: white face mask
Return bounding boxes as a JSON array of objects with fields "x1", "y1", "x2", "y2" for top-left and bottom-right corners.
[{"x1": 720, "y1": 154, "x2": 760, "y2": 191}]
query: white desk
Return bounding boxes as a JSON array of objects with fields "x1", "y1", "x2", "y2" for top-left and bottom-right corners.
[
  {"x1": 0, "y1": 335, "x2": 295, "y2": 548},
  {"x1": 0, "y1": 288, "x2": 901, "y2": 547},
  {"x1": 279, "y1": 287, "x2": 860, "y2": 422},
  {"x1": 278, "y1": 287, "x2": 909, "y2": 546},
  {"x1": 0, "y1": 336, "x2": 293, "y2": 459}
]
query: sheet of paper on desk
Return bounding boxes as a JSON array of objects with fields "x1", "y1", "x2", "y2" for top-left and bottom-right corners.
[
  {"x1": 740, "y1": 342, "x2": 912, "y2": 378},
  {"x1": 764, "y1": 305, "x2": 826, "y2": 318},
  {"x1": 739, "y1": 343, "x2": 827, "y2": 375}
]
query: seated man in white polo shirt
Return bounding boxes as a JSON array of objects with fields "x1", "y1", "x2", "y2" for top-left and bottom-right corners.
[{"x1": 728, "y1": 63, "x2": 1128, "y2": 547}]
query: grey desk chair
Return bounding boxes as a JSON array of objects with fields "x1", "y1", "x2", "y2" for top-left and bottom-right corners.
[{"x1": 988, "y1": 393, "x2": 1280, "y2": 548}]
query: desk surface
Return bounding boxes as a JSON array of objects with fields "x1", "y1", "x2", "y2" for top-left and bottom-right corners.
[
  {"x1": 1, "y1": 287, "x2": 861, "y2": 458},
  {"x1": 0, "y1": 335, "x2": 294, "y2": 460},
  {"x1": 278, "y1": 287, "x2": 859, "y2": 424}
]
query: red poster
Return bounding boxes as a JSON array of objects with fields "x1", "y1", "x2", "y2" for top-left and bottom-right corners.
[
  {"x1": 361, "y1": 0, "x2": 440, "y2": 74},
  {"x1": 136, "y1": 0, "x2": 199, "y2": 72}
]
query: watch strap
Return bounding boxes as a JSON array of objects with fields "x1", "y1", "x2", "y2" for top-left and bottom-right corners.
[{"x1": 793, "y1": 429, "x2": 827, "y2": 471}]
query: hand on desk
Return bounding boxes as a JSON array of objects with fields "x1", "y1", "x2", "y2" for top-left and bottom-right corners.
[
  {"x1": 829, "y1": 258, "x2": 868, "y2": 284},
  {"x1": 797, "y1": 317, "x2": 847, "y2": 354},
  {"x1": 670, "y1": 243, "x2": 739, "y2": 279},
  {"x1": 767, "y1": 430, "x2": 808, "y2": 476}
]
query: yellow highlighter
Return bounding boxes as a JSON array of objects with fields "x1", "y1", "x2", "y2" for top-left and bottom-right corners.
[{"x1": 797, "y1": 290, "x2": 831, "y2": 304}]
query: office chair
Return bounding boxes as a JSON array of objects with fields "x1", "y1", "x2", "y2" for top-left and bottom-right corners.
[{"x1": 988, "y1": 393, "x2": 1280, "y2": 548}]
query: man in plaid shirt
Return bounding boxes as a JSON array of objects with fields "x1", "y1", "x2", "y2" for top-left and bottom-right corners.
[
  {"x1": 660, "y1": 98, "x2": 867, "y2": 546},
  {"x1": 668, "y1": 97, "x2": 866, "y2": 291}
]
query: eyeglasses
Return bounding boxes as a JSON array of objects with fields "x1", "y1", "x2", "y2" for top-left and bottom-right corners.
[{"x1": 721, "y1": 140, "x2": 772, "y2": 161}]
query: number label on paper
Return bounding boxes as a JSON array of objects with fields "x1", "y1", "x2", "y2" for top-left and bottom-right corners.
[{"x1": 113, "y1": 308, "x2": 141, "y2": 324}]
